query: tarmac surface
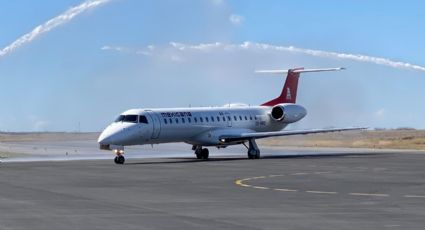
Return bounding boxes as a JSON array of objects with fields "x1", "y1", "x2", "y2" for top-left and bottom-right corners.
[{"x1": 1, "y1": 149, "x2": 425, "y2": 230}]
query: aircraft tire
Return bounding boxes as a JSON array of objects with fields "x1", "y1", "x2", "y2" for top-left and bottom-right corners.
[
  {"x1": 196, "y1": 153, "x2": 202, "y2": 159},
  {"x1": 254, "y1": 150, "x2": 260, "y2": 159},
  {"x1": 248, "y1": 149, "x2": 260, "y2": 159},
  {"x1": 114, "y1": 155, "x2": 125, "y2": 164},
  {"x1": 201, "y1": 148, "x2": 209, "y2": 160}
]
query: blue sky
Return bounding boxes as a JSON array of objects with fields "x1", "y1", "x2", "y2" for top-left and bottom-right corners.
[{"x1": 0, "y1": 0, "x2": 424, "y2": 131}]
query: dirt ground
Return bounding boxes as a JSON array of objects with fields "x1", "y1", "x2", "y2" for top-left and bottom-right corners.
[
  {"x1": 1, "y1": 130, "x2": 425, "y2": 155},
  {"x1": 259, "y1": 130, "x2": 425, "y2": 150}
]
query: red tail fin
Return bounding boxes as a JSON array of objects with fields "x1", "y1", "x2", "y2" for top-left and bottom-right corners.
[{"x1": 261, "y1": 67, "x2": 304, "y2": 106}]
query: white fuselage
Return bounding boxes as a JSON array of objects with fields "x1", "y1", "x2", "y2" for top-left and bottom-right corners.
[{"x1": 97, "y1": 104, "x2": 306, "y2": 148}]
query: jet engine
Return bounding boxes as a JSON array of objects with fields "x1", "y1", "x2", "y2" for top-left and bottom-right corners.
[{"x1": 270, "y1": 104, "x2": 307, "y2": 123}]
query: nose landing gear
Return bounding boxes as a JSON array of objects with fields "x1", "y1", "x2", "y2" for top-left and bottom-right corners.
[{"x1": 113, "y1": 149, "x2": 125, "y2": 164}]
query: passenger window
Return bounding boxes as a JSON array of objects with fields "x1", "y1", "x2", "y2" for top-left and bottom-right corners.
[
  {"x1": 245, "y1": 116, "x2": 248, "y2": 120},
  {"x1": 205, "y1": 117, "x2": 209, "y2": 122},
  {"x1": 223, "y1": 116, "x2": 226, "y2": 121},
  {"x1": 188, "y1": 117, "x2": 191, "y2": 123},
  {"x1": 250, "y1": 116, "x2": 253, "y2": 120},
  {"x1": 234, "y1": 116, "x2": 237, "y2": 121},
  {"x1": 175, "y1": 118, "x2": 179, "y2": 124},
  {"x1": 227, "y1": 116, "x2": 231, "y2": 121},
  {"x1": 139, "y1": 115, "x2": 148, "y2": 124},
  {"x1": 182, "y1": 118, "x2": 185, "y2": 123},
  {"x1": 255, "y1": 116, "x2": 258, "y2": 120},
  {"x1": 164, "y1": 119, "x2": 168, "y2": 124},
  {"x1": 200, "y1": 117, "x2": 203, "y2": 122},
  {"x1": 217, "y1": 116, "x2": 220, "y2": 122},
  {"x1": 194, "y1": 117, "x2": 198, "y2": 123},
  {"x1": 169, "y1": 118, "x2": 173, "y2": 124},
  {"x1": 239, "y1": 116, "x2": 242, "y2": 120},
  {"x1": 211, "y1": 116, "x2": 214, "y2": 122}
]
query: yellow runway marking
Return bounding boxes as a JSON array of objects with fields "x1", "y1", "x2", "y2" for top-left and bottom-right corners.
[
  {"x1": 235, "y1": 173, "x2": 419, "y2": 199},
  {"x1": 235, "y1": 179, "x2": 251, "y2": 187}
]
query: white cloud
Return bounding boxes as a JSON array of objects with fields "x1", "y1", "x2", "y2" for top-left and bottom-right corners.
[
  {"x1": 101, "y1": 45, "x2": 124, "y2": 52},
  {"x1": 27, "y1": 115, "x2": 50, "y2": 131},
  {"x1": 101, "y1": 41, "x2": 425, "y2": 72},
  {"x1": 33, "y1": 120, "x2": 50, "y2": 131},
  {"x1": 0, "y1": 0, "x2": 110, "y2": 58},
  {"x1": 229, "y1": 14, "x2": 244, "y2": 25},
  {"x1": 169, "y1": 42, "x2": 222, "y2": 51},
  {"x1": 375, "y1": 108, "x2": 386, "y2": 118},
  {"x1": 102, "y1": 45, "x2": 156, "y2": 56},
  {"x1": 166, "y1": 41, "x2": 425, "y2": 72}
]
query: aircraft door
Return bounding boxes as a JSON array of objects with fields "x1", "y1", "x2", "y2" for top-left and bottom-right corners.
[{"x1": 145, "y1": 111, "x2": 161, "y2": 139}]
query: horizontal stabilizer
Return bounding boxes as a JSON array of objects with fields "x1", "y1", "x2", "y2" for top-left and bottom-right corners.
[{"x1": 256, "y1": 67, "x2": 345, "y2": 75}]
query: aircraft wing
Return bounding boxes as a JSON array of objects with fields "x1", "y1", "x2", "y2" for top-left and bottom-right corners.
[{"x1": 219, "y1": 127, "x2": 366, "y2": 143}]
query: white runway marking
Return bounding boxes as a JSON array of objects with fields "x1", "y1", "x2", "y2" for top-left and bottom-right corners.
[
  {"x1": 404, "y1": 195, "x2": 425, "y2": 198},
  {"x1": 252, "y1": 186, "x2": 269, "y2": 190},
  {"x1": 291, "y1": 172, "x2": 309, "y2": 175},
  {"x1": 313, "y1": 171, "x2": 331, "y2": 174},
  {"x1": 348, "y1": 193, "x2": 389, "y2": 197},
  {"x1": 306, "y1": 190, "x2": 338, "y2": 195},
  {"x1": 268, "y1": 174, "x2": 284, "y2": 177},
  {"x1": 274, "y1": 188, "x2": 298, "y2": 192}
]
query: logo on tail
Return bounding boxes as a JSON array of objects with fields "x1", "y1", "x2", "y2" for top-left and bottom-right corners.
[
  {"x1": 261, "y1": 67, "x2": 303, "y2": 106},
  {"x1": 286, "y1": 87, "x2": 292, "y2": 101}
]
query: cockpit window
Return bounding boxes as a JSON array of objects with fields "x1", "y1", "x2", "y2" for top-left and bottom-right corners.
[
  {"x1": 115, "y1": 115, "x2": 125, "y2": 122},
  {"x1": 123, "y1": 115, "x2": 138, "y2": 123},
  {"x1": 139, "y1": 115, "x2": 148, "y2": 124},
  {"x1": 115, "y1": 114, "x2": 138, "y2": 123}
]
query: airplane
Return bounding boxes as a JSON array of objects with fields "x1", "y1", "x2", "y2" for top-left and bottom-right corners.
[{"x1": 98, "y1": 67, "x2": 364, "y2": 164}]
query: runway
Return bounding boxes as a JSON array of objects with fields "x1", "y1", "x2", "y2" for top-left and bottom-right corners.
[{"x1": 1, "y1": 149, "x2": 425, "y2": 229}]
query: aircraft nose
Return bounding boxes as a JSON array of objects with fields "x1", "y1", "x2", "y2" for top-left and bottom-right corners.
[
  {"x1": 97, "y1": 130, "x2": 111, "y2": 145},
  {"x1": 98, "y1": 125, "x2": 122, "y2": 145}
]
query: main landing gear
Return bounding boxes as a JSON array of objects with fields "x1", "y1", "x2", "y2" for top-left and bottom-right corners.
[
  {"x1": 193, "y1": 145, "x2": 209, "y2": 160},
  {"x1": 113, "y1": 149, "x2": 125, "y2": 164},
  {"x1": 245, "y1": 138, "x2": 260, "y2": 159}
]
